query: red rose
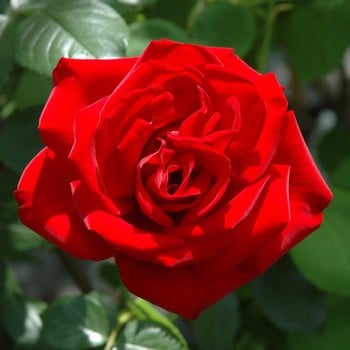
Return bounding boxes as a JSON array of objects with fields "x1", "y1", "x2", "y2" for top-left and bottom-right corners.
[{"x1": 15, "y1": 40, "x2": 332, "y2": 319}]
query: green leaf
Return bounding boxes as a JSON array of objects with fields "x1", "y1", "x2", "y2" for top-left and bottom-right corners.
[
  {"x1": 15, "y1": 0, "x2": 128, "y2": 76},
  {"x1": 117, "y1": 320, "x2": 184, "y2": 350},
  {"x1": 88, "y1": 290, "x2": 118, "y2": 331},
  {"x1": 0, "y1": 200, "x2": 21, "y2": 258},
  {"x1": 7, "y1": 223, "x2": 50, "y2": 251},
  {"x1": 146, "y1": 0, "x2": 196, "y2": 27},
  {"x1": 0, "y1": 0, "x2": 10, "y2": 12},
  {"x1": 127, "y1": 19, "x2": 189, "y2": 56},
  {"x1": 291, "y1": 186, "x2": 350, "y2": 297},
  {"x1": 287, "y1": 300, "x2": 350, "y2": 350},
  {"x1": 0, "y1": 167, "x2": 18, "y2": 202},
  {"x1": 192, "y1": 3, "x2": 256, "y2": 56},
  {"x1": 312, "y1": 0, "x2": 350, "y2": 8},
  {"x1": 0, "y1": 106, "x2": 43, "y2": 173},
  {"x1": 100, "y1": 0, "x2": 140, "y2": 23},
  {"x1": 192, "y1": 293, "x2": 239, "y2": 350},
  {"x1": 42, "y1": 294, "x2": 109, "y2": 350},
  {"x1": 0, "y1": 16, "x2": 17, "y2": 87},
  {"x1": 11, "y1": 0, "x2": 52, "y2": 11},
  {"x1": 317, "y1": 126, "x2": 350, "y2": 174},
  {"x1": 1, "y1": 294, "x2": 44, "y2": 345},
  {"x1": 287, "y1": 5, "x2": 350, "y2": 80},
  {"x1": 99, "y1": 261, "x2": 122, "y2": 288},
  {"x1": 0, "y1": 200, "x2": 40, "y2": 258},
  {"x1": 252, "y1": 257, "x2": 327, "y2": 333},
  {"x1": 333, "y1": 158, "x2": 350, "y2": 190},
  {"x1": 102, "y1": 0, "x2": 156, "y2": 10},
  {"x1": 0, "y1": 258, "x2": 21, "y2": 297},
  {"x1": 129, "y1": 298, "x2": 189, "y2": 350},
  {"x1": 13, "y1": 70, "x2": 51, "y2": 110}
]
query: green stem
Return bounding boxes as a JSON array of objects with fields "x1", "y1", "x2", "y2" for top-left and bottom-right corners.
[
  {"x1": 256, "y1": 0, "x2": 277, "y2": 73},
  {"x1": 104, "y1": 312, "x2": 132, "y2": 350}
]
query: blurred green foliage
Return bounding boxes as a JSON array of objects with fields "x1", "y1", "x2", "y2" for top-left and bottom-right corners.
[{"x1": 1, "y1": 0, "x2": 350, "y2": 349}]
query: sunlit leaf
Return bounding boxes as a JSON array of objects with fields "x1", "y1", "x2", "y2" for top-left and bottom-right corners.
[
  {"x1": 117, "y1": 320, "x2": 184, "y2": 350},
  {"x1": 1, "y1": 294, "x2": 44, "y2": 345},
  {"x1": 129, "y1": 298, "x2": 189, "y2": 350},
  {"x1": 42, "y1": 294, "x2": 109, "y2": 350},
  {"x1": 15, "y1": 0, "x2": 128, "y2": 76}
]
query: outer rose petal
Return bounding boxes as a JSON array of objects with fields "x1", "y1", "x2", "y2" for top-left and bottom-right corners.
[
  {"x1": 39, "y1": 57, "x2": 137, "y2": 156},
  {"x1": 14, "y1": 148, "x2": 114, "y2": 260},
  {"x1": 137, "y1": 39, "x2": 223, "y2": 68},
  {"x1": 236, "y1": 73, "x2": 289, "y2": 182},
  {"x1": 209, "y1": 45, "x2": 259, "y2": 81},
  {"x1": 276, "y1": 111, "x2": 332, "y2": 209}
]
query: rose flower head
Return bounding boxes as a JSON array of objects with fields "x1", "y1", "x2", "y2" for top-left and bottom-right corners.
[{"x1": 15, "y1": 40, "x2": 332, "y2": 319}]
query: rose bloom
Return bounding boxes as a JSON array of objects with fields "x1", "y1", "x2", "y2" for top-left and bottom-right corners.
[{"x1": 15, "y1": 40, "x2": 332, "y2": 319}]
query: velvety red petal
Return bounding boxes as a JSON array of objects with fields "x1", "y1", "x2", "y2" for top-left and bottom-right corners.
[
  {"x1": 154, "y1": 165, "x2": 289, "y2": 268},
  {"x1": 198, "y1": 191, "x2": 329, "y2": 314},
  {"x1": 204, "y1": 65, "x2": 267, "y2": 166},
  {"x1": 68, "y1": 97, "x2": 128, "y2": 214},
  {"x1": 39, "y1": 57, "x2": 137, "y2": 157},
  {"x1": 53, "y1": 57, "x2": 138, "y2": 101},
  {"x1": 69, "y1": 97, "x2": 107, "y2": 192},
  {"x1": 84, "y1": 210, "x2": 185, "y2": 260},
  {"x1": 137, "y1": 39, "x2": 222, "y2": 68},
  {"x1": 276, "y1": 111, "x2": 332, "y2": 209},
  {"x1": 208, "y1": 45, "x2": 260, "y2": 81},
  {"x1": 115, "y1": 253, "x2": 205, "y2": 319},
  {"x1": 39, "y1": 78, "x2": 88, "y2": 156},
  {"x1": 243, "y1": 199, "x2": 325, "y2": 275},
  {"x1": 190, "y1": 165, "x2": 290, "y2": 276},
  {"x1": 136, "y1": 157, "x2": 175, "y2": 227},
  {"x1": 166, "y1": 175, "x2": 269, "y2": 238},
  {"x1": 234, "y1": 73, "x2": 289, "y2": 182},
  {"x1": 14, "y1": 148, "x2": 114, "y2": 260},
  {"x1": 101, "y1": 62, "x2": 204, "y2": 124},
  {"x1": 114, "y1": 165, "x2": 291, "y2": 319}
]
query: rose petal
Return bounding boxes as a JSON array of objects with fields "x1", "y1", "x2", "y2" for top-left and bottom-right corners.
[
  {"x1": 204, "y1": 65, "x2": 267, "y2": 165},
  {"x1": 136, "y1": 141, "x2": 174, "y2": 226},
  {"x1": 39, "y1": 57, "x2": 137, "y2": 157},
  {"x1": 209, "y1": 45, "x2": 259, "y2": 81},
  {"x1": 14, "y1": 148, "x2": 114, "y2": 260},
  {"x1": 53, "y1": 57, "x2": 138, "y2": 101},
  {"x1": 153, "y1": 165, "x2": 290, "y2": 267},
  {"x1": 166, "y1": 135, "x2": 231, "y2": 223},
  {"x1": 101, "y1": 62, "x2": 204, "y2": 123},
  {"x1": 234, "y1": 73, "x2": 289, "y2": 182},
  {"x1": 275, "y1": 111, "x2": 333, "y2": 209},
  {"x1": 83, "y1": 210, "x2": 185, "y2": 260},
  {"x1": 137, "y1": 39, "x2": 223, "y2": 68},
  {"x1": 68, "y1": 97, "x2": 130, "y2": 214},
  {"x1": 96, "y1": 87, "x2": 159, "y2": 198}
]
